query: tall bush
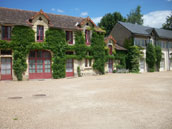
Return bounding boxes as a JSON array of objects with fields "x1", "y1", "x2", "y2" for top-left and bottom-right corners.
[
  {"x1": 155, "y1": 46, "x2": 162, "y2": 71},
  {"x1": 127, "y1": 46, "x2": 140, "y2": 73},
  {"x1": 146, "y1": 43, "x2": 156, "y2": 72}
]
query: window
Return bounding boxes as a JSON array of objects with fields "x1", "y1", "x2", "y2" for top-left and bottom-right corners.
[
  {"x1": 85, "y1": 30, "x2": 91, "y2": 45},
  {"x1": 134, "y1": 38, "x2": 146, "y2": 47},
  {"x1": 1, "y1": 50, "x2": 12, "y2": 55},
  {"x1": 85, "y1": 59, "x2": 88, "y2": 67},
  {"x1": 2, "y1": 26, "x2": 11, "y2": 40},
  {"x1": 66, "y1": 51, "x2": 74, "y2": 55},
  {"x1": 169, "y1": 42, "x2": 172, "y2": 48},
  {"x1": 85, "y1": 59, "x2": 92, "y2": 67},
  {"x1": 108, "y1": 45, "x2": 113, "y2": 55},
  {"x1": 66, "y1": 31, "x2": 73, "y2": 44},
  {"x1": 89, "y1": 59, "x2": 92, "y2": 67},
  {"x1": 37, "y1": 25, "x2": 44, "y2": 42}
]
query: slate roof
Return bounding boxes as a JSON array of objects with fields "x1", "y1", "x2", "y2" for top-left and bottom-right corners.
[
  {"x1": 118, "y1": 21, "x2": 172, "y2": 40},
  {"x1": 115, "y1": 44, "x2": 127, "y2": 51},
  {"x1": 0, "y1": 7, "x2": 85, "y2": 30},
  {"x1": 154, "y1": 28, "x2": 172, "y2": 40}
]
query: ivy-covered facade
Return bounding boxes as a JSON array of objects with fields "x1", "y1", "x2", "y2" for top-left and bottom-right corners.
[{"x1": 0, "y1": 7, "x2": 118, "y2": 81}]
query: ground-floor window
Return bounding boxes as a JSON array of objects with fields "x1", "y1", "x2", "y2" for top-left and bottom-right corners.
[
  {"x1": 66, "y1": 59, "x2": 74, "y2": 77},
  {"x1": 108, "y1": 59, "x2": 113, "y2": 73},
  {"x1": 29, "y1": 50, "x2": 51, "y2": 79},
  {"x1": 170, "y1": 59, "x2": 172, "y2": 68},
  {"x1": 0, "y1": 57, "x2": 12, "y2": 80},
  {"x1": 160, "y1": 58, "x2": 165, "y2": 69},
  {"x1": 139, "y1": 58, "x2": 145, "y2": 70},
  {"x1": 85, "y1": 59, "x2": 92, "y2": 67}
]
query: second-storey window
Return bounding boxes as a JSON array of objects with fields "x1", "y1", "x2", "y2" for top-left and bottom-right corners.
[
  {"x1": 2, "y1": 26, "x2": 11, "y2": 40},
  {"x1": 66, "y1": 31, "x2": 73, "y2": 44},
  {"x1": 85, "y1": 30, "x2": 90, "y2": 45},
  {"x1": 37, "y1": 25, "x2": 44, "y2": 42},
  {"x1": 108, "y1": 45, "x2": 112, "y2": 55}
]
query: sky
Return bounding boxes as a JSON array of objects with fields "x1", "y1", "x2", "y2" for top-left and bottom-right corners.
[{"x1": 0, "y1": 0, "x2": 172, "y2": 28}]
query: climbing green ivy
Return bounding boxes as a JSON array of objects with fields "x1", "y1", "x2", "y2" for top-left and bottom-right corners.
[
  {"x1": 74, "y1": 31, "x2": 87, "y2": 60},
  {"x1": 46, "y1": 28, "x2": 67, "y2": 78},
  {"x1": 0, "y1": 26, "x2": 106, "y2": 80},
  {"x1": 91, "y1": 31, "x2": 105, "y2": 74},
  {"x1": 12, "y1": 26, "x2": 35, "y2": 81}
]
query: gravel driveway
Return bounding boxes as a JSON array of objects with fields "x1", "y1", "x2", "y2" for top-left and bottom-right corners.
[{"x1": 0, "y1": 72, "x2": 172, "y2": 129}]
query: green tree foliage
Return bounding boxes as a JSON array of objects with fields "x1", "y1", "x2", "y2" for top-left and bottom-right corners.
[
  {"x1": 46, "y1": 28, "x2": 67, "y2": 78},
  {"x1": 155, "y1": 46, "x2": 162, "y2": 71},
  {"x1": 146, "y1": 43, "x2": 156, "y2": 72},
  {"x1": 91, "y1": 31, "x2": 105, "y2": 74},
  {"x1": 127, "y1": 5, "x2": 143, "y2": 25},
  {"x1": 12, "y1": 26, "x2": 35, "y2": 80},
  {"x1": 127, "y1": 46, "x2": 140, "y2": 73},
  {"x1": 74, "y1": 31, "x2": 87, "y2": 60},
  {"x1": 98, "y1": 12, "x2": 125, "y2": 36},
  {"x1": 162, "y1": 13, "x2": 172, "y2": 30}
]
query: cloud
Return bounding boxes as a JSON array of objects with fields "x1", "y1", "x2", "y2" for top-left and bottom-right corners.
[
  {"x1": 80, "y1": 12, "x2": 88, "y2": 16},
  {"x1": 143, "y1": 10, "x2": 171, "y2": 28},
  {"x1": 167, "y1": 0, "x2": 172, "y2": 2},
  {"x1": 92, "y1": 17, "x2": 102, "y2": 24},
  {"x1": 57, "y1": 9, "x2": 64, "y2": 13},
  {"x1": 51, "y1": 8, "x2": 55, "y2": 11},
  {"x1": 51, "y1": 8, "x2": 64, "y2": 13}
]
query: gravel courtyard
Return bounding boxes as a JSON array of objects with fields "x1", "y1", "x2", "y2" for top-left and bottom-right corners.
[{"x1": 0, "y1": 72, "x2": 172, "y2": 129}]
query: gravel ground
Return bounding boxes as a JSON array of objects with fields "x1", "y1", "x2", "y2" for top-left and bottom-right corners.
[{"x1": 0, "y1": 71, "x2": 172, "y2": 129}]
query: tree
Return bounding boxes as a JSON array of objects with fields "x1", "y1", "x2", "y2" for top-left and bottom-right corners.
[
  {"x1": 98, "y1": 12, "x2": 125, "y2": 36},
  {"x1": 127, "y1": 5, "x2": 143, "y2": 25},
  {"x1": 155, "y1": 46, "x2": 162, "y2": 71},
  {"x1": 162, "y1": 13, "x2": 172, "y2": 30},
  {"x1": 146, "y1": 43, "x2": 156, "y2": 72}
]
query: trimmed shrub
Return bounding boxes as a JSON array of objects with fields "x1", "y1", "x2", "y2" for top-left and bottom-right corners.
[
  {"x1": 146, "y1": 43, "x2": 156, "y2": 72},
  {"x1": 155, "y1": 46, "x2": 162, "y2": 71}
]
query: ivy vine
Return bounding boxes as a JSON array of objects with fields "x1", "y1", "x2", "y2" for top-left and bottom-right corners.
[
  {"x1": 46, "y1": 28, "x2": 67, "y2": 79},
  {"x1": 91, "y1": 31, "x2": 105, "y2": 74},
  {"x1": 12, "y1": 26, "x2": 35, "y2": 80}
]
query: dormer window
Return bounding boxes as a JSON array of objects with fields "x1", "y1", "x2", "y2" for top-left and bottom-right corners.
[
  {"x1": 66, "y1": 31, "x2": 73, "y2": 44},
  {"x1": 108, "y1": 45, "x2": 113, "y2": 55},
  {"x1": 85, "y1": 30, "x2": 90, "y2": 45},
  {"x1": 2, "y1": 26, "x2": 11, "y2": 40},
  {"x1": 37, "y1": 25, "x2": 44, "y2": 42}
]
